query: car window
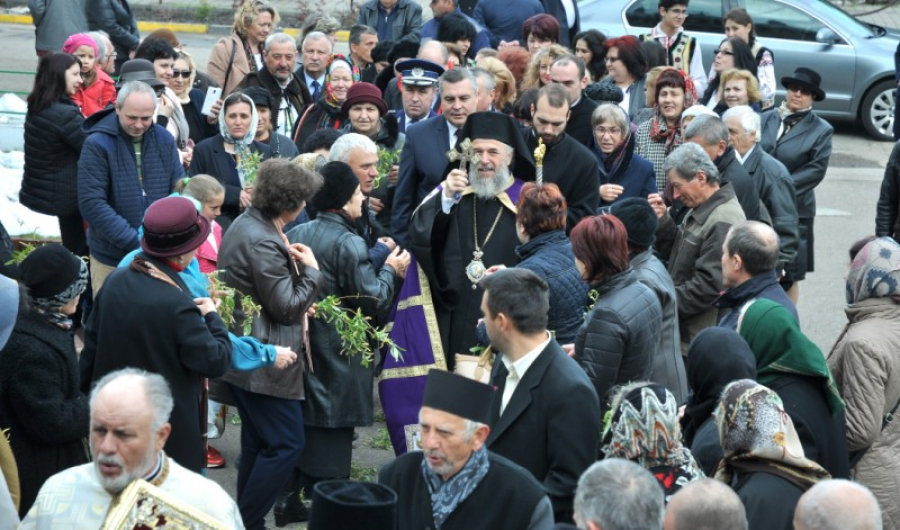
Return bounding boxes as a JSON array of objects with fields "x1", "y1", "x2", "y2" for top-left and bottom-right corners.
[
  {"x1": 625, "y1": 0, "x2": 724, "y2": 33},
  {"x1": 745, "y1": 0, "x2": 845, "y2": 42}
]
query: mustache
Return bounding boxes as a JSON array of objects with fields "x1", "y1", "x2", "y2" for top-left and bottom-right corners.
[{"x1": 96, "y1": 454, "x2": 124, "y2": 468}]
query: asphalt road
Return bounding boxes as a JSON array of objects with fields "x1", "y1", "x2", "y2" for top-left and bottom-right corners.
[{"x1": 0, "y1": 22, "x2": 893, "y2": 529}]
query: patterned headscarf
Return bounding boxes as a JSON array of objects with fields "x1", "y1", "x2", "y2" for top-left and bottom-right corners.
[
  {"x1": 738, "y1": 298, "x2": 845, "y2": 416},
  {"x1": 846, "y1": 236, "x2": 900, "y2": 305},
  {"x1": 602, "y1": 383, "x2": 704, "y2": 501},
  {"x1": 649, "y1": 69, "x2": 697, "y2": 155},
  {"x1": 29, "y1": 258, "x2": 89, "y2": 330},
  {"x1": 218, "y1": 92, "x2": 259, "y2": 187},
  {"x1": 323, "y1": 54, "x2": 359, "y2": 110},
  {"x1": 714, "y1": 379, "x2": 830, "y2": 489}
]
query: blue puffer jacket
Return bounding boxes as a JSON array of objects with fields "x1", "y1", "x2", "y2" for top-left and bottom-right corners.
[
  {"x1": 78, "y1": 108, "x2": 183, "y2": 266},
  {"x1": 516, "y1": 230, "x2": 589, "y2": 344}
]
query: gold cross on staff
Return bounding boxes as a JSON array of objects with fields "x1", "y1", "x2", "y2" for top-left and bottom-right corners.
[{"x1": 446, "y1": 137, "x2": 482, "y2": 174}]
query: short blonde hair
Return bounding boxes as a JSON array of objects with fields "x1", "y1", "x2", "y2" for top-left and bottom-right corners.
[
  {"x1": 477, "y1": 57, "x2": 518, "y2": 110},
  {"x1": 233, "y1": 0, "x2": 280, "y2": 38},
  {"x1": 719, "y1": 68, "x2": 761, "y2": 105}
]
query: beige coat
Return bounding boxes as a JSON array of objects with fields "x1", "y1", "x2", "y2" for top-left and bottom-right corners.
[
  {"x1": 828, "y1": 298, "x2": 900, "y2": 530},
  {"x1": 207, "y1": 34, "x2": 253, "y2": 96}
]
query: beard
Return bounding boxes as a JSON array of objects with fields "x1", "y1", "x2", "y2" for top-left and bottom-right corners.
[
  {"x1": 469, "y1": 163, "x2": 512, "y2": 199},
  {"x1": 424, "y1": 448, "x2": 457, "y2": 477},
  {"x1": 92, "y1": 443, "x2": 159, "y2": 494}
]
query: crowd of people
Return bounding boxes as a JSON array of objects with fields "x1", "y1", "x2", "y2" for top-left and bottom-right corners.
[{"x1": 2, "y1": 0, "x2": 900, "y2": 528}]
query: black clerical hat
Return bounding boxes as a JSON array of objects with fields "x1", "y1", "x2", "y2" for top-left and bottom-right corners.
[
  {"x1": 446, "y1": 111, "x2": 536, "y2": 182},
  {"x1": 308, "y1": 480, "x2": 397, "y2": 530},
  {"x1": 422, "y1": 369, "x2": 494, "y2": 424}
]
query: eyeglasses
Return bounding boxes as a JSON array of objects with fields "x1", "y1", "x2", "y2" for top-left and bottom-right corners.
[
  {"x1": 714, "y1": 49, "x2": 735, "y2": 56},
  {"x1": 172, "y1": 70, "x2": 192, "y2": 79},
  {"x1": 594, "y1": 126, "x2": 623, "y2": 136},
  {"x1": 787, "y1": 86, "x2": 813, "y2": 95},
  {"x1": 604, "y1": 56, "x2": 620, "y2": 63},
  {"x1": 667, "y1": 8, "x2": 688, "y2": 15}
]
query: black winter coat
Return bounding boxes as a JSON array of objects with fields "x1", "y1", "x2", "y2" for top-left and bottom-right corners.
[
  {"x1": 188, "y1": 136, "x2": 271, "y2": 232},
  {"x1": 732, "y1": 469, "x2": 805, "y2": 530},
  {"x1": 287, "y1": 212, "x2": 401, "y2": 427},
  {"x1": 575, "y1": 268, "x2": 662, "y2": 411},
  {"x1": 742, "y1": 146, "x2": 800, "y2": 270},
  {"x1": 80, "y1": 256, "x2": 232, "y2": 472},
  {"x1": 630, "y1": 250, "x2": 687, "y2": 405},
  {"x1": 770, "y1": 374, "x2": 850, "y2": 479},
  {"x1": 516, "y1": 230, "x2": 589, "y2": 344},
  {"x1": 876, "y1": 139, "x2": 900, "y2": 238},
  {"x1": 21, "y1": 98, "x2": 86, "y2": 216},
  {"x1": 0, "y1": 309, "x2": 90, "y2": 516},
  {"x1": 378, "y1": 451, "x2": 548, "y2": 530},
  {"x1": 86, "y1": 0, "x2": 139, "y2": 68}
]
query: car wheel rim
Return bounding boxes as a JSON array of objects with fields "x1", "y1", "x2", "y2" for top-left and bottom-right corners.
[{"x1": 870, "y1": 88, "x2": 895, "y2": 137}]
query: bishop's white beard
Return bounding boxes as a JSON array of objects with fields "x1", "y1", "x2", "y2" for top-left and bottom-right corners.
[
  {"x1": 93, "y1": 443, "x2": 159, "y2": 494},
  {"x1": 469, "y1": 163, "x2": 512, "y2": 199}
]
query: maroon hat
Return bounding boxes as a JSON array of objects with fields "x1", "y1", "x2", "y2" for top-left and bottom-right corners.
[
  {"x1": 141, "y1": 197, "x2": 211, "y2": 259},
  {"x1": 341, "y1": 82, "x2": 388, "y2": 116}
]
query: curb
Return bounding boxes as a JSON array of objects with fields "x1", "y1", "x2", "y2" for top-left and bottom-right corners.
[{"x1": 0, "y1": 13, "x2": 350, "y2": 41}]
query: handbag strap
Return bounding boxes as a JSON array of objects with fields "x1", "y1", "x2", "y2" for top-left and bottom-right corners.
[
  {"x1": 223, "y1": 38, "x2": 237, "y2": 92},
  {"x1": 849, "y1": 392, "x2": 900, "y2": 469}
]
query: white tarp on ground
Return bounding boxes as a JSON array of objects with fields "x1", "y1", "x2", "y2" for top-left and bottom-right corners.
[{"x1": 0, "y1": 151, "x2": 61, "y2": 238}]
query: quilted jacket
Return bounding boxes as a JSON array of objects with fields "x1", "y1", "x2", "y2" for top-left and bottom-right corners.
[
  {"x1": 574, "y1": 268, "x2": 662, "y2": 412},
  {"x1": 827, "y1": 298, "x2": 900, "y2": 530}
]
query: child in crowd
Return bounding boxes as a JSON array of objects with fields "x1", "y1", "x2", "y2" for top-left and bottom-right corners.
[{"x1": 63, "y1": 34, "x2": 115, "y2": 118}]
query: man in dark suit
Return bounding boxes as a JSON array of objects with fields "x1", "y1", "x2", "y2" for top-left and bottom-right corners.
[
  {"x1": 549, "y1": 55, "x2": 596, "y2": 148},
  {"x1": 391, "y1": 67, "x2": 478, "y2": 246},
  {"x1": 241, "y1": 33, "x2": 312, "y2": 137},
  {"x1": 392, "y1": 58, "x2": 443, "y2": 133},
  {"x1": 379, "y1": 369, "x2": 553, "y2": 529},
  {"x1": 480, "y1": 268, "x2": 601, "y2": 524}
]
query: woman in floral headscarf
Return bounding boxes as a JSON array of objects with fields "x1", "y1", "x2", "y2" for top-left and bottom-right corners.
[
  {"x1": 715, "y1": 379, "x2": 830, "y2": 530},
  {"x1": 292, "y1": 54, "x2": 358, "y2": 152},
  {"x1": 738, "y1": 298, "x2": 849, "y2": 480},
  {"x1": 634, "y1": 67, "x2": 697, "y2": 193},
  {"x1": 601, "y1": 382, "x2": 704, "y2": 502},
  {"x1": 190, "y1": 91, "x2": 272, "y2": 232},
  {"x1": 827, "y1": 236, "x2": 900, "y2": 529}
]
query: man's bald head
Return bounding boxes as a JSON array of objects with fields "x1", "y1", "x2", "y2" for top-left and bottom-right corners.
[
  {"x1": 725, "y1": 220, "x2": 780, "y2": 276},
  {"x1": 664, "y1": 479, "x2": 748, "y2": 530},
  {"x1": 418, "y1": 40, "x2": 450, "y2": 69},
  {"x1": 794, "y1": 479, "x2": 882, "y2": 530}
]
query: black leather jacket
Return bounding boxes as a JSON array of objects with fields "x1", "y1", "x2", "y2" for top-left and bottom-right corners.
[
  {"x1": 877, "y1": 140, "x2": 900, "y2": 238},
  {"x1": 287, "y1": 212, "x2": 402, "y2": 427}
]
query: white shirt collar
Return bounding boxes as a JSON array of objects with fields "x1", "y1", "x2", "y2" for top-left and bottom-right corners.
[
  {"x1": 735, "y1": 144, "x2": 755, "y2": 164},
  {"x1": 500, "y1": 331, "x2": 552, "y2": 380},
  {"x1": 304, "y1": 71, "x2": 325, "y2": 87}
]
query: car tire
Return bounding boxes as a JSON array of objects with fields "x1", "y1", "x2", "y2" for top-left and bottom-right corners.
[{"x1": 861, "y1": 79, "x2": 895, "y2": 142}]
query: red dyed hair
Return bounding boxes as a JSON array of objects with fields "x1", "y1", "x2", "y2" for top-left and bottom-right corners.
[
  {"x1": 522, "y1": 14, "x2": 560, "y2": 44},
  {"x1": 497, "y1": 45, "x2": 531, "y2": 90},
  {"x1": 570, "y1": 214, "x2": 630, "y2": 283},
  {"x1": 516, "y1": 182, "x2": 567, "y2": 237},
  {"x1": 605, "y1": 35, "x2": 648, "y2": 79}
]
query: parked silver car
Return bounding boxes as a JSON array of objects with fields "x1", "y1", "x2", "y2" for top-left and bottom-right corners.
[{"x1": 579, "y1": 0, "x2": 899, "y2": 140}]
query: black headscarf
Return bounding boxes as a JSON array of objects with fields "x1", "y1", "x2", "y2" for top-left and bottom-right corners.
[{"x1": 680, "y1": 327, "x2": 757, "y2": 446}]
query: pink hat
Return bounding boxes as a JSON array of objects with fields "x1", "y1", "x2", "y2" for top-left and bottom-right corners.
[{"x1": 62, "y1": 33, "x2": 98, "y2": 56}]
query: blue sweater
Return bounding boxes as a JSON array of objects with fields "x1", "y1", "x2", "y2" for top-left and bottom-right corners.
[{"x1": 78, "y1": 109, "x2": 183, "y2": 265}]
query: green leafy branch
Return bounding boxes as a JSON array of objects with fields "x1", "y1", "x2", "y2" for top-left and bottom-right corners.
[
  {"x1": 374, "y1": 147, "x2": 400, "y2": 189},
  {"x1": 5, "y1": 241, "x2": 36, "y2": 266},
  {"x1": 238, "y1": 150, "x2": 264, "y2": 188},
  {"x1": 313, "y1": 294, "x2": 403, "y2": 368},
  {"x1": 207, "y1": 271, "x2": 262, "y2": 336}
]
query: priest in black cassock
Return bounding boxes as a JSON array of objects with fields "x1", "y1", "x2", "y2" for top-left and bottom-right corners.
[
  {"x1": 409, "y1": 112, "x2": 536, "y2": 368},
  {"x1": 523, "y1": 83, "x2": 600, "y2": 232}
]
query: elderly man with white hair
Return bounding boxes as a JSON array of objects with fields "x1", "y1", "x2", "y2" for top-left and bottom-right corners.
[
  {"x1": 21, "y1": 369, "x2": 243, "y2": 529},
  {"x1": 793, "y1": 479, "x2": 883, "y2": 530},
  {"x1": 297, "y1": 31, "x2": 333, "y2": 101},
  {"x1": 722, "y1": 105, "x2": 800, "y2": 274},
  {"x1": 571, "y1": 459, "x2": 665, "y2": 530}
]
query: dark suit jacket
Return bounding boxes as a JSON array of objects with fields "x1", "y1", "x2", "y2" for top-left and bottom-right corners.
[
  {"x1": 487, "y1": 339, "x2": 601, "y2": 522},
  {"x1": 567, "y1": 96, "x2": 597, "y2": 148},
  {"x1": 759, "y1": 110, "x2": 833, "y2": 219},
  {"x1": 540, "y1": 0, "x2": 579, "y2": 48},
  {"x1": 391, "y1": 115, "x2": 451, "y2": 246}
]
